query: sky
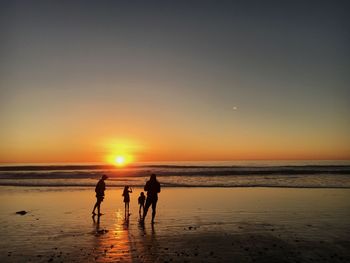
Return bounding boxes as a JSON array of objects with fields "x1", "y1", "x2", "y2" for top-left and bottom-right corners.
[{"x1": 1, "y1": 1, "x2": 349, "y2": 163}]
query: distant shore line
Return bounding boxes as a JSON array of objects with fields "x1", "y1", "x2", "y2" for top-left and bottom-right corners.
[
  {"x1": 1, "y1": 164, "x2": 350, "y2": 171},
  {"x1": 1, "y1": 184, "x2": 350, "y2": 189}
]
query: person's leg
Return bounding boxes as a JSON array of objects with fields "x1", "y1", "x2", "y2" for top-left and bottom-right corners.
[
  {"x1": 151, "y1": 200, "x2": 157, "y2": 223},
  {"x1": 92, "y1": 202, "x2": 98, "y2": 214},
  {"x1": 97, "y1": 201, "x2": 101, "y2": 215},
  {"x1": 143, "y1": 198, "x2": 151, "y2": 219}
]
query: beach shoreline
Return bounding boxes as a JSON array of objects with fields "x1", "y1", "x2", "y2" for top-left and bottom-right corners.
[{"x1": 1, "y1": 186, "x2": 349, "y2": 262}]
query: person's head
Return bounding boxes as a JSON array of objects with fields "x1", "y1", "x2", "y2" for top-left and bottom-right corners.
[
  {"x1": 124, "y1": 185, "x2": 129, "y2": 190},
  {"x1": 102, "y1": 174, "x2": 108, "y2": 180},
  {"x1": 150, "y1": 174, "x2": 157, "y2": 181},
  {"x1": 140, "y1": 192, "x2": 144, "y2": 196}
]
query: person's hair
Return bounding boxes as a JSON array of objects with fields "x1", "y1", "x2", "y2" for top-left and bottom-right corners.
[{"x1": 150, "y1": 174, "x2": 157, "y2": 181}]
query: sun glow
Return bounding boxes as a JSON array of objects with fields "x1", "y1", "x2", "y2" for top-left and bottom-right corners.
[
  {"x1": 103, "y1": 139, "x2": 141, "y2": 167},
  {"x1": 115, "y1": 155, "x2": 125, "y2": 166},
  {"x1": 107, "y1": 153, "x2": 133, "y2": 167}
]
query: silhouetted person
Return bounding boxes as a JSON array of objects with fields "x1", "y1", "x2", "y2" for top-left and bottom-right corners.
[
  {"x1": 138, "y1": 192, "x2": 145, "y2": 216},
  {"x1": 92, "y1": 174, "x2": 108, "y2": 216},
  {"x1": 143, "y1": 174, "x2": 161, "y2": 224},
  {"x1": 122, "y1": 185, "x2": 132, "y2": 215}
]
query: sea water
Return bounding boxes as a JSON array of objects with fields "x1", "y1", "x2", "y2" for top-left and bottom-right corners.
[{"x1": 0, "y1": 160, "x2": 349, "y2": 188}]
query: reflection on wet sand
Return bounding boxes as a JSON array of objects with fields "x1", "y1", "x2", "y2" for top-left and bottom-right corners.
[
  {"x1": 91, "y1": 211, "x2": 132, "y2": 262},
  {"x1": 3, "y1": 188, "x2": 349, "y2": 262},
  {"x1": 89, "y1": 206, "x2": 161, "y2": 262},
  {"x1": 131, "y1": 215, "x2": 159, "y2": 262}
]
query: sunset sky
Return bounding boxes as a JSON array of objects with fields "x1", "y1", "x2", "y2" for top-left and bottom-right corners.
[{"x1": 1, "y1": 1, "x2": 349, "y2": 163}]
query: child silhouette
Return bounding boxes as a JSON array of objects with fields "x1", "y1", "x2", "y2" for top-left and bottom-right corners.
[
  {"x1": 122, "y1": 185, "x2": 132, "y2": 216},
  {"x1": 138, "y1": 192, "x2": 145, "y2": 216}
]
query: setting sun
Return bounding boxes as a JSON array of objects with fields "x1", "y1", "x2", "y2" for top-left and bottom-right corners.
[
  {"x1": 115, "y1": 155, "x2": 125, "y2": 166},
  {"x1": 103, "y1": 139, "x2": 142, "y2": 166},
  {"x1": 107, "y1": 154, "x2": 133, "y2": 167}
]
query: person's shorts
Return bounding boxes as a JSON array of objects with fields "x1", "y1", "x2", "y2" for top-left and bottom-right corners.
[
  {"x1": 146, "y1": 196, "x2": 158, "y2": 206},
  {"x1": 96, "y1": 195, "x2": 104, "y2": 203}
]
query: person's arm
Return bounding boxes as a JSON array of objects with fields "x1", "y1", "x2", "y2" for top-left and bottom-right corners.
[
  {"x1": 95, "y1": 181, "x2": 102, "y2": 193},
  {"x1": 144, "y1": 182, "x2": 149, "y2": 191}
]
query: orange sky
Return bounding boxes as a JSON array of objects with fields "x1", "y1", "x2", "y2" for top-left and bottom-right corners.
[
  {"x1": 1, "y1": 124, "x2": 349, "y2": 163},
  {"x1": 1, "y1": 1, "x2": 350, "y2": 163}
]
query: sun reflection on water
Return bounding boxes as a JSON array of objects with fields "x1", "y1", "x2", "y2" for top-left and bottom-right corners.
[{"x1": 91, "y1": 210, "x2": 132, "y2": 262}]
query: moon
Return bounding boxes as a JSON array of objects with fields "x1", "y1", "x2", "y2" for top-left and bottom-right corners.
[{"x1": 233, "y1": 106, "x2": 238, "y2": 110}]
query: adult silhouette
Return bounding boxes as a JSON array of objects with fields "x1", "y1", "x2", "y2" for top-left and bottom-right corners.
[
  {"x1": 92, "y1": 174, "x2": 108, "y2": 216},
  {"x1": 143, "y1": 174, "x2": 161, "y2": 223}
]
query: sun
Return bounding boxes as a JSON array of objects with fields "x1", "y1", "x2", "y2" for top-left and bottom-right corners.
[
  {"x1": 103, "y1": 139, "x2": 140, "y2": 167},
  {"x1": 115, "y1": 155, "x2": 125, "y2": 166},
  {"x1": 106, "y1": 153, "x2": 133, "y2": 167}
]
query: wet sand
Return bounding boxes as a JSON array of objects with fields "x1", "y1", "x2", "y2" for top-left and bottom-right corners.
[{"x1": 0, "y1": 186, "x2": 350, "y2": 262}]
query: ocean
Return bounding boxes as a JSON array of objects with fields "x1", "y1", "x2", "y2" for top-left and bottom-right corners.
[{"x1": 0, "y1": 160, "x2": 350, "y2": 188}]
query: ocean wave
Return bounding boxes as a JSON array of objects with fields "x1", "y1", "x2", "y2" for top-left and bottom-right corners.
[
  {"x1": 0, "y1": 174, "x2": 350, "y2": 188},
  {"x1": 0, "y1": 165, "x2": 349, "y2": 179},
  {"x1": 1, "y1": 164, "x2": 349, "y2": 171},
  {"x1": 0, "y1": 182, "x2": 349, "y2": 189},
  {"x1": 1, "y1": 163, "x2": 350, "y2": 188}
]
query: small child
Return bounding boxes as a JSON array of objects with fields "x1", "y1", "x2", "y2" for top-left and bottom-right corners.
[
  {"x1": 138, "y1": 192, "x2": 145, "y2": 215},
  {"x1": 122, "y1": 185, "x2": 132, "y2": 214}
]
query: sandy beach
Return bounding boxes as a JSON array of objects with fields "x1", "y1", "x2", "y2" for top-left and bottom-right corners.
[
  {"x1": 2, "y1": 1, "x2": 349, "y2": 262},
  {"x1": 1, "y1": 186, "x2": 349, "y2": 262}
]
